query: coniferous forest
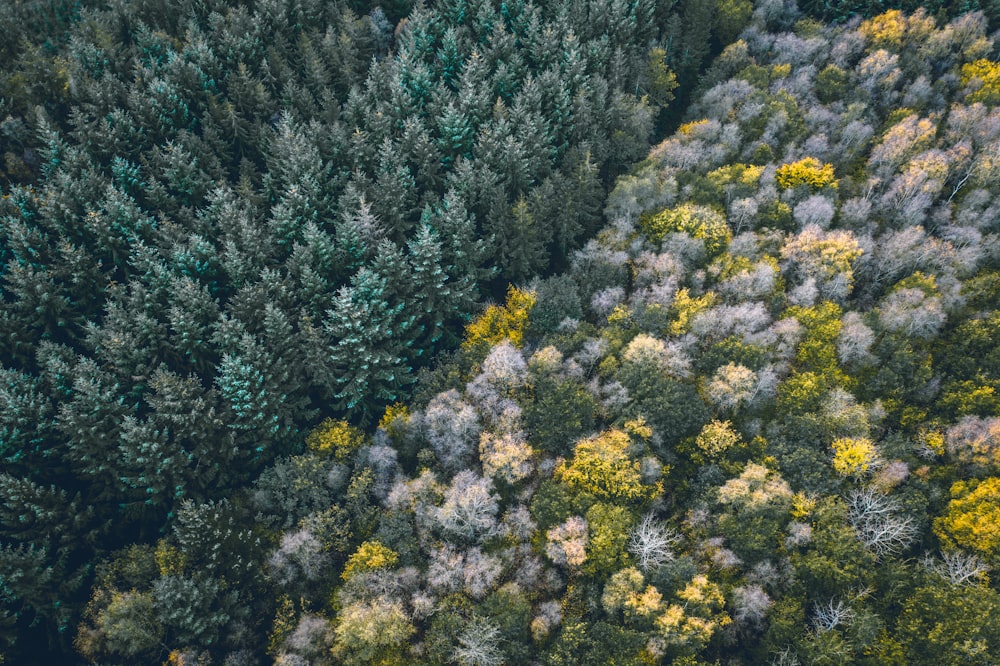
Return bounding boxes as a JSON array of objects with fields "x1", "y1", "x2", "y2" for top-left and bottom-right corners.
[{"x1": 3, "y1": 0, "x2": 1000, "y2": 664}]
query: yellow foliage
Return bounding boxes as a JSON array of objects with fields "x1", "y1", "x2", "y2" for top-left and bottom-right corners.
[
  {"x1": 640, "y1": 204, "x2": 731, "y2": 255},
  {"x1": 695, "y1": 420, "x2": 741, "y2": 460},
  {"x1": 556, "y1": 429, "x2": 661, "y2": 503},
  {"x1": 678, "y1": 119, "x2": 710, "y2": 136},
  {"x1": 860, "y1": 10, "x2": 906, "y2": 49},
  {"x1": 707, "y1": 163, "x2": 765, "y2": 190},
  {"x1": 267, "y1": 595, "x2": 296, "y2": 656},
  {"x1": 787, "y1": 301, "x2": 845, "y2": 376},
  {"x1": 628, "y1": 585, "x2": 664, "y2": 617},
  {"x1": 669, "y1": 288, "x2": 719, "y2": 336},
  {"x1": 624, "y1": 417, "x2": 653, "y2": 441},
  {"x1": 378, "y1": 403, "x2": 410, "y2": 442},
  {"x1": 934, "y1": 478, "x2": 1000, "y2": 565},
  {"x1": 831, "y1": 437, "x2": 880, "y2": 478},
  {"x1": 962, "y1": 59, "x2": 1000, "y2": 106},
  {"x1": 463, "y1": 285, "x2": 536, "y2": 351},
  {"x1": 607, "y1": 304, "x2": 634, "y2": 328},
  {"x1": 771, "y1": 63, "x2": 792, "y2": 80},
  {"x1": 791, "y1": 492, "x2": 816, "y2": 519},
  {"x1": 920, "y1": 429, "x2": 946, "y2": 457},
  {"x1": 678, "y1": 575, "x2": 726, "y2": 613},
  {"x1": 155, "y1": 541, "x2": 185, "y2": 576},
  {"x1": 776, "y1": 371, "x2": 826, "y2": 413},
  {"x1": 775, "y1": 157, "x2": 837, "y2": 191},
  {"x1": 342, "y1": 541, "x2": 399, "y2": 581},
  {"x1": 307, "y1": 418, "x2": 365, "y2": 461}
]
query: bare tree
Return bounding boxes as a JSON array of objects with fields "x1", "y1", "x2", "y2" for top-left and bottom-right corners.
[
  {"x1": 628, "y1": 513, "x2": 680, "y2": 572},
  {"x1": 924, "y1": 550, "x2": 990, "y2": 586},
  {"x1": 811, "y1": 599, "x2": 854, "y2": 632},
  {"x1": 769, "y1": 647, "x2": 801, "y2": 666},
  {"x1": 846, "y1": 487, "x2": 917, "y2": 559},
  {"x1": 453, "y1": 617, "x2": 504, "y2": 666}
]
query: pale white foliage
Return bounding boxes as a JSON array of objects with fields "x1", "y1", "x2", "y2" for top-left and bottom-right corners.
[
  {"x1": 822, "y1": 387, "x2": 874, "y2": 439},
  {"x1": 512, "y1": 550, "x2": 545, "y2": 590},
  {"x1": 479, "y1": 430, "x2": 534, "y2": 484},
  {"x1": 268, "y1": 529, "x2": 329, "y2": 585},
  {"x1": 729, "y1": 197, "x2": 759, "y2": 234},
  {"x1": 621, "y1": 334, "x2": 692, "y2": 377},
  {"x1": 879, "y1": 150, "x2": 948, "y2": 224},
  {"x1": 410, "y1": 590, "x2": 436, "y2": 621},
  {"x1": 858, "y1": 48, "x2": 902, "y2": 105},
  {"x1": 901, "y1": 75, "x2": 935, "y2": 109},
  {"x1": 860, "y1": 226, "x2": 954, "y2": 292},
  {"x1": 463, "y1": 548, "x2": 503, "y2": 599},
  {"x1": 780, "y1": 224, "x2": 862, "y2": 303},
  {"x1": 945, "y1": 415, "x2": 1000, "y2": 470},
  {"x1": 597, "y1": 379, "x2": 630, "y2": 412},
  {"x1": 591, "y1": 286, "x2": 626, "y2": 317},
  {"x1": 546, "y1": 516, "x2": 588, "y2": 567},
  {"x1": 453, "y1": 617, "x2": 504, "y2": 666},
  {"x1": 717, "y1": 463, "x2": 793, "y2": 512},
  {"x1": 769, "y1": 647, "x2": 801, "y2": 666},
  {"x1": 477, "y1": 340, "x2": 528, "y2": 391},
  {"x1": 793, "y1": 195, "x2": 835, "y2": 230},
  {"x1": 705, "y1": 363, "x2": 758, "y2": 412},
  {"x1": 874, "y1": 461, "x2": 910, "y2": 491},
  {"x1": 693, "y1": 82, "x2": 757, "y2": 124},
  {"x1": 869, "y1": 114, "x2": 936, "y2": 180},
  {"x1": 284, "y1": 614, "x2": 335, "y2": 659},
  {"x1": 530, "y1": 600, "x2": 563, "y2": 640},
  {"x1": 784, "y1": 521, "x2": 813, "y2": 548},
  {"x1": 732, "y1": 584, "x2": 773, "y2": 628},
  {"x1": 427, "y1": 544, "x2": 465, "y2": 593},
  {"x1": 796, "y1": 130, "x2": 832, "y2": 162},
  {"x1": 835, "y1": 122, "x2": 875, "y2": 167},
  {"x1": 752, "y1": 0, "x2": 799, "y2": 32},
  {"x1": 421, "y1": 390, "x2": 481, "y2": 473},
  {"x1": 690, "y1": 302, "x2": 771, "y2": 343},
  {"x1": 878, "y1": 287, "x2": 946, "y2": 339},
  {"x1": 838, "y1": 196, "x2": 873, "y2": 231},
  {"x1": 787, "y1": 277, "x2": 819, "y2": 306},
  {"x1": 632, "y1": 250, "x2": 684, "y2": 289},
  {"x1": 837, "y1": 311, "x2": 876, "y2": 366},
  {"x1": 435, "y1": 471, "x2": 500, "y2": 542},
  {"x1": 605, "y1": 163, "x2": 678, "y2": 221},
  {"x1": 829, "y1": 24, "x2": 865, "y2": 69},
  {"x1": 718, "y1": 261, "x2": 778, "y2": 301},
  {"x1": 710, "y1": 545, "x2": 742, "y2": 570},
  {"x1": 527, "y1": 345, "x2": 564, "y2": 376},
  {"x1": 386, "y1": 469, "x2": 442, "y2": 512},
  {"x1": 365, "y1": 442, "x2": 398, "y2": 499},
  {"x1": 501, "y1": 505, "x2": 537, "y2": 542},
  {"x1": 753, "y1": 319, "x2": 797, "y2": 367}
]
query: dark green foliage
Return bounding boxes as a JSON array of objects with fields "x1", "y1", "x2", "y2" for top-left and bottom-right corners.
[{"x1": 525, "y1": 376, "x2": 598, "y2": 456}]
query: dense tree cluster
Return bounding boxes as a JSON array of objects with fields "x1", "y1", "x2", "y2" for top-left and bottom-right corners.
[
  {"x1": 0, "y1": 0, "x2": 775, "y2": 661},
  {"x1": 4, "y1": 1, "x2": 1000, "y2": 665}
]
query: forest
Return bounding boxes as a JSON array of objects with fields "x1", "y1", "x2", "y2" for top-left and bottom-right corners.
[{"x1": 2, "y1": 0, "x2": 1000, "y2": 664}]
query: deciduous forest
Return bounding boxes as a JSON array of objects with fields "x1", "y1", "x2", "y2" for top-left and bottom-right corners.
[{"x1": 2, "y1": 0, "x2": 1000, "y2": 664}]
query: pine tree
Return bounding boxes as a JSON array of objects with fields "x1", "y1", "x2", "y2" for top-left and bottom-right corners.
[{"x1": 323, "y1": 266, "x2": 416, "y2": 424}]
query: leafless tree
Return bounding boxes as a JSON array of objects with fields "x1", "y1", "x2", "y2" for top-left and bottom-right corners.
[
  {"x1": 454, "y1": 617, "x2": 504, "y2": 666},
  {"x1": 924, "y1": 550, "x2": 990, "y2": 586},
  {"x1": 847, "y1": 487, "x2": 917, "y2": 559},
  {"x1": 811, "y1": 599, "x2": 854, "y2": 632},
  {"x1": 628, "y1": 513, "x2": 680, "y2": 572}
]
